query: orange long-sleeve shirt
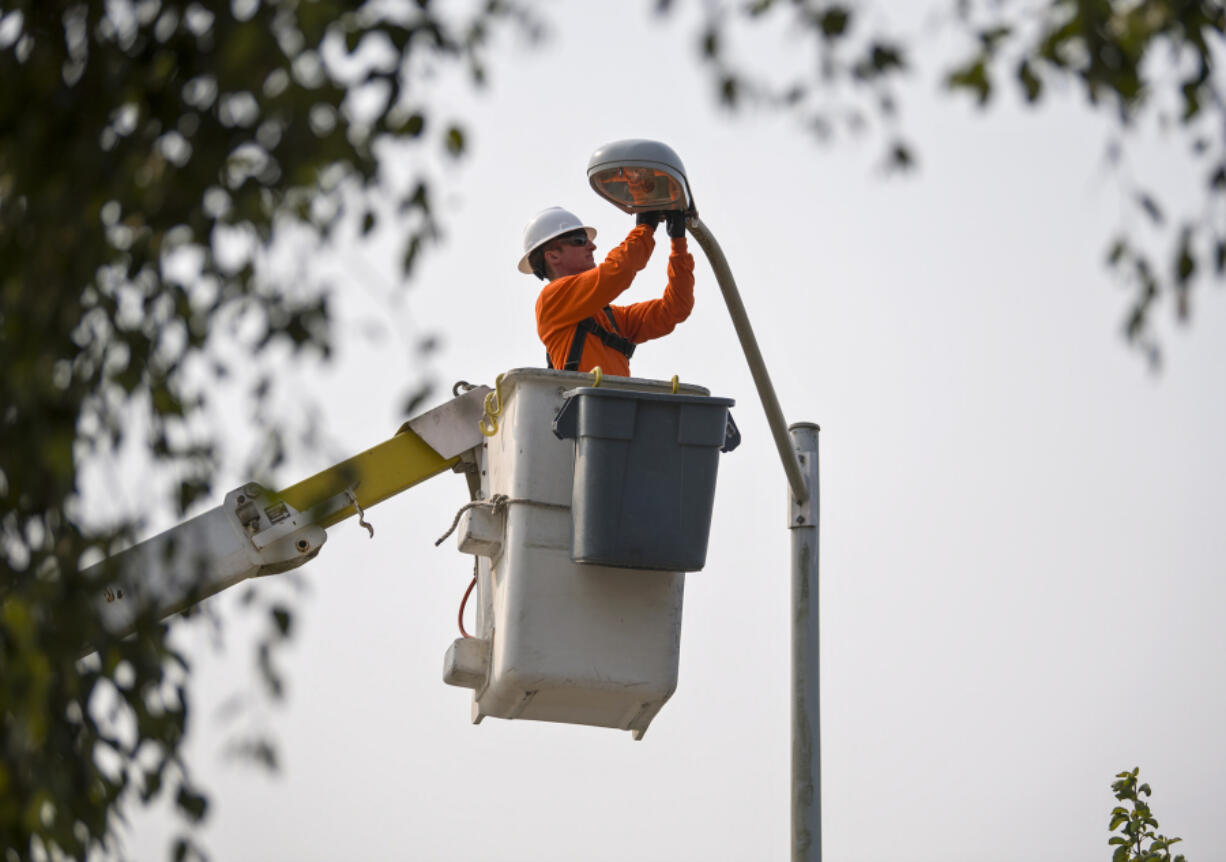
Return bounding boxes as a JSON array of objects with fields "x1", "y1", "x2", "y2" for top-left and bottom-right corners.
[{"x1": 535, "y1": 223, "x2": 694, "y2": 376}]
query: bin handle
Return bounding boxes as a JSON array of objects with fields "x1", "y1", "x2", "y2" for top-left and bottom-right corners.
[
  {"x1": 670, "y1": 375, "x2": 679, "y2": 394},
  {"x1": 590, "y1": 366, "x2": 602, "y2": 388},
  {"x1": 553, "y1": 392, "x2": 579, "y2": 440}
]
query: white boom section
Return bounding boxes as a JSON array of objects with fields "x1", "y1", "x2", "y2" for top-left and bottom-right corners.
[
  {"x1": 91, "y1": 385, "x2": 490, "y2": 640},
  {"x1": 95, "y1": 484, "x2": 327, "y2": 636}
]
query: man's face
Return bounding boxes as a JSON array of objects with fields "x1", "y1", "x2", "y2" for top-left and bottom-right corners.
[{"x1": 545, "y1": 231, "x2": 596, "y2": 278}]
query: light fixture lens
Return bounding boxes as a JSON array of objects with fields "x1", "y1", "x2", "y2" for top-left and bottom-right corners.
[
  {"x1": 590, "y1": 165, "x2": 687, "y2": 211},
  {"x1": 587, "y1": 140, "x2": 692, "y2": 213}
]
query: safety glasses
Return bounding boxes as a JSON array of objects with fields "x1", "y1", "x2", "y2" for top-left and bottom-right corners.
[{"x1": 552, "y1": 233, "x2": 589, "y2": 248}]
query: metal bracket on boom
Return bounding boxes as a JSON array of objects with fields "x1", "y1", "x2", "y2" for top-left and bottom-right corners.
[{"x1": 94, "y1": 484, "x2": 326, "y2": 639}]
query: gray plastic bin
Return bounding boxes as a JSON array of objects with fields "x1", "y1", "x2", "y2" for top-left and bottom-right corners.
[{"x1": 553, "y1": 387, "x2": 735, "y2": 571}]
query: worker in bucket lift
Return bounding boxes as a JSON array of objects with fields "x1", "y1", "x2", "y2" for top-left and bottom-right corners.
[{"x1": 518, "y1": 205, "x2": 694, "y2": 376}]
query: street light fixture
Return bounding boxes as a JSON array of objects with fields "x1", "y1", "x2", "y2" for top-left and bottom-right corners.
[
  {"x1": 588, "y1": 139, "x2": 823, "y2": 862},
  {"x1": 587, "y1": 139, "x2": 693, "y2": 213}
]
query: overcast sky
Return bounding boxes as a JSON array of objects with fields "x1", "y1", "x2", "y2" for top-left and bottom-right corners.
[{"x1": 109, "y1": 3, "x2": 1226, "y2": 860}]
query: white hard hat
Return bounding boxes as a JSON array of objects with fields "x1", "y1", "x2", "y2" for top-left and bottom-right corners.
[{"x1": 517, "y1": 206, "x2": 597, "y2": 274}]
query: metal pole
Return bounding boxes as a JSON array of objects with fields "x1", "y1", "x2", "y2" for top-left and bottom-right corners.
[
  {"x1": 789, "y1": 423, "x2": 821, "y2": 862},
  {"x1": 686, "y1": 215, "x2": 821, "y2": 861},
  {"x1": 687, "y1": 217, "x2": 808, "y2": 504}
]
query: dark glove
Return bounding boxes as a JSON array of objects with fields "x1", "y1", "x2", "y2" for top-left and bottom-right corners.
[
  {"x1": 636, "y1": 211, "x2": 662, "y2": 231},
  {"x1": 665, "y1": 210, "x2": 687, "y2": 239}
]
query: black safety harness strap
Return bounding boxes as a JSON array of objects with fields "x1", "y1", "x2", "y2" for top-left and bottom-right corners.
[{"x1": 546, "y1": 306, "x2": 636, "y2": 371}]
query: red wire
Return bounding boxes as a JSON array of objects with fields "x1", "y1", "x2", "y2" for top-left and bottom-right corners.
[{"x1": 457, "y1": 573, "x2": 477, "y2": 638}]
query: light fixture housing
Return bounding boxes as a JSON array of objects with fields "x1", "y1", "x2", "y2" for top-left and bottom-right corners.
[{"x1": 587, "y1": 139, "x2": 692, "y2": 214}]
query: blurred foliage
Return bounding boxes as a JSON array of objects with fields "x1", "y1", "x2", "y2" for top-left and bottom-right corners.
[
  {"x1": 660, "y1": 0, "x2": 1226, "y2": 365},
  {"x1": 2, "y1": 0, "x2": 1220, "y2": 858},
  {"x1": 0, "y1": 0, "x2": 534, "y2": 858},
  {"x1": 1110, "y1": 768, "x2": 1188, "y2": 861}
]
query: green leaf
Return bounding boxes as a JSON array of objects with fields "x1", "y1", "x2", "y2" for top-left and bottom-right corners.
[
  {"x1": 863, "y1": 42, "x2": 905, "y2": 77},
  {"x1": 887, "y1": 141, "x2": 914, "y2": 172},
  {"x1": 402, "y1": 235, "x2": 423, "y2": 277},
  {"x1": 818, "y1": 8, "x2": 851, "y2": 38},
  {"x1": 1180, "y1": 81, "x2": 1200, "y2": 120},
  {"x1": 403, "y1": 112, "x2": 425, "y2": 137},
  {"x1": 947, "y1": 58, "x2": 991, "y2": 105},
  {"x1": 401, "y1": 381, "x2": 436, "y2": 416},
  {"x1": 1017, "y1": 59, "x2": 1042, "y2": 102},
  {"x1": 177, "y1": 477, "x2": 211, "y2": 515},
  {"x1": 1210, "y1": 162, "x2": 1226, "y2": 190},
  {"x1": 444, "y1": 125, "x2": 465, "y2": 157},
  {"x1": 270, "y1": 606, "x2": 292, "y2": 638},
  {"x1": 1135, "y1": 193, "x2": 1164, "y2": 225},
  {"x1": 978, "y1": 25, "x2": 1012, "y2": 51},
  {"x1": 720, "y1": 75, "x2": 739, "y2": 105},
  {"x1": 140, "y1": 769, "x2": 163, "y2": 802},
  {"x1": 175, "y1": 785, "x2": 208, "y2": 823},
  {"x1": 1175, "y1": 234, "x2": 1195, "y2": 286}
]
